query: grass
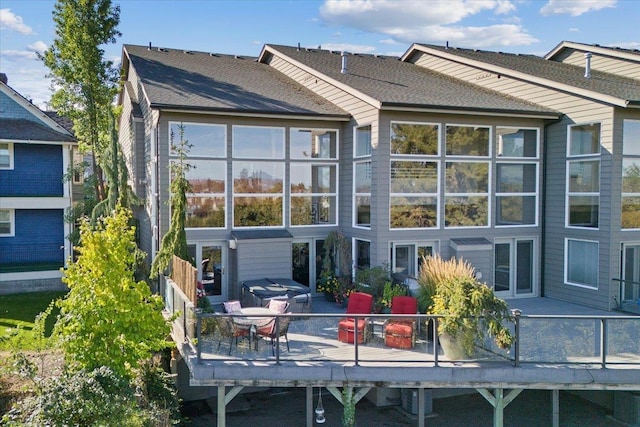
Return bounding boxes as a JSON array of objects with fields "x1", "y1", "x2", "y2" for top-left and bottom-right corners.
[{"x1": 0, "y1": 290, "x2": 67, "y2": 351}]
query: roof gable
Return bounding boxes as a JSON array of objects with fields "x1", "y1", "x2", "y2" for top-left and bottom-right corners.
[
  {"x1": 121, "y1": 44, "x2": 349, "y2": 119},
  {"x1": 0, "y1": 83, "x2": 75, "y2": 143},
  {"x1": 262, "y1": 44, "x2": 558, "y2": 118},
  {"x1": 406, "y1": 43, "x2": 640, "y2": 107},
  {"x1": 545, "y1": 41, "x2": 640, "y2": 63}
]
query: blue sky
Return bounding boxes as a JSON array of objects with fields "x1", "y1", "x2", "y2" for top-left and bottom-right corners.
[{"x1": 1, "y1": 0, "x2": 639, "y2": 108}]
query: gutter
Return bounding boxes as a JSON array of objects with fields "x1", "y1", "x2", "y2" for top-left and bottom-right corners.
[{"x1": 151, "y1": 105, "x2": 351, "y2": 122}]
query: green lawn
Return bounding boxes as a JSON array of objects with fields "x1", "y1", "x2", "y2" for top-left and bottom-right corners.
[{"x1": 0, "y1": 290, "x2": 67, "y2": 350}]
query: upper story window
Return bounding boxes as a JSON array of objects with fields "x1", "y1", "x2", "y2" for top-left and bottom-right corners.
[
  {"x1": 355, "y1": 125, "x2": 372, "y2": 157},
  {"x1": 170, "y1": 122, "x2": 227, "y2": 229},
  {"x1": 622, "y1": 120, "x2": 640, "y2": 229},
  {"x1": 290, "y1": 129, "x2": 338, "y2": 226},
  {"x1": 495, "y1": 127, "x2": 539, "y2": 227},
  {"x1": 354, "y1": 125, "x2": 372, "y2": 228},
  {"x1": 0, "y1": 142, "x2": 13, "y2": 169},
  {"x1": 390, "y1": 122, "x2": 439, "y2": 229},
  {"x1": 566, "y1": 123, "x2": 600, "y2": 228},
  {"x1": 0, "y1": 209, "x2": 14, "y2": 236},
  {"x1": 446, "y1": 125, "x2": 490, "y2": 157},
  {"x1": 233, "y1": 126, "x2": 284, "y2": 159},
  {"x1": 233, "y1": 125, "x2": 285, "y2": 227}
]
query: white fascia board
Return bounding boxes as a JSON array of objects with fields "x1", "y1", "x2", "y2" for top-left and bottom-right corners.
[
  {"x1": 1, "y1": 138, "x2": 76, "y2": 146},
  {"x1": 156, "y1": 107, "x2": 350, "y2": 122},
  {"x1": 380, "y1": 105, "x2": 559, "y2": 120},
  {"x1": 0, "y1": 270, "x2": 63, "y2": 281}
]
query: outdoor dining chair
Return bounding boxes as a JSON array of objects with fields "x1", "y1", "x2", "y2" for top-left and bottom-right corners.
[
  {"x1": 216, "y1": 316, "x2": 250, "y2": 355},
  {"x1": 257, "y1": 313, "x2": 291, "y2": 356}
]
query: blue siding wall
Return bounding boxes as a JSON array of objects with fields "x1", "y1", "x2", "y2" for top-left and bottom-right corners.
[
  {"x1": 0, "y1": 91, "x2": 49, "y2": 125},
  {"x1": 0, "y1": 144, "x2": 63, "y2": 197},
  {"x1": 0, "y1": 209, "x2": 64, "y2": 268}
]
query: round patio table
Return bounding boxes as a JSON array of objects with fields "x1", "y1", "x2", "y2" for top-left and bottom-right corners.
[{"x1": 232, "y1": 307, "x2": 275, "y2": 329}]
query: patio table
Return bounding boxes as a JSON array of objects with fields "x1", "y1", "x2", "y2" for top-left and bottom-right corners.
[{"x1": 232, "y1": 307, "x2": 275, "y2": 349}]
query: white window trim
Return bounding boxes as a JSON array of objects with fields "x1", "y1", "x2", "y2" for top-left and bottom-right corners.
[
  {"x1": 445, "y1": 123, "x2": 492, "y2": 158},
  {"x1": 621, "y1": 119, "x2": 640, "y2": 231},
  {"x1": 443, "y1": 159, "x2": 491, "y2": 229},
  {"x1": 565, "y1": 158, "x2": 600, "y2": 230},
  {"x1": 388, "y1": 159, "x2": 440, "y2": 230},
  {"x1": 289, "y1": 162, "x2": 339, "y2": 228},
  {"x1": 495, "y1": 126, "x2": 540, "y2": 160},
  {"x1": 289, "y1": 128, "x2": 339, "y2": 160},
  {"x1": 390, "y1": 240, "x2": 440, "y2": 278},
  {"x1": 564, "y1": 238, "x2": 599, "y2": 289},
  {"x1": 0, "y1": 141, "x2": 14, "y2": 170},
  {"x1": 0, "y1": 209, "x2": 15, "y2": 237},
  {"x1": 232, "y1": 124, "x2": 285, "y2": 159},
  {"x1": 353, "y1": 159, "x2": 371, "y2": 229},
  {"x1": 354, "y1": 124, "x2": 373, "y2": 159},
  {"x1": 495, "y1": 161, "x2": 539, "y2": 228},
  {"x1": 390, "y1": 120, "x2": 440, "y2": 157},
  {"x1": 169, "y1": 121, "x2": 228, "y2": 159},
  {"x1": 566, "y1": 122, "x2": 602, "y2": 158}
]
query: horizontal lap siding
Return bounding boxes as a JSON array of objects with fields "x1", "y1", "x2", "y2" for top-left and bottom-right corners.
[
  {"x1": 1, "y1": 144, "x2": 63, "y2": 197},
  {"x1": 554, "y1": 50, "x2": 640, "y2": 79},
  {"x1": 411, "y1": 51, "x2": 619, "y2": 310},
  {"x1": 0, "y1": 209, "x2": 64, "y2": 266}
]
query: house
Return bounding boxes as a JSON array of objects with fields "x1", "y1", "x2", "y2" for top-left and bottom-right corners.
[
  {"x1": 118, "y1": 41, "x2": 640, "y2": 312},
  {"x1": 0, "y1": 73, "x2": 77, "y2": 294}
]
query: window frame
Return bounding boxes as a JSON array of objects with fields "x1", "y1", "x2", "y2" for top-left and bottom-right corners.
[
  {"x1": 565, "y1": 123, "x2": 601, "y2": 230},
  {"x1": 0, "y1": 141, "x2": 14, "y2": 170},
  {"x1": 622, "y1": 119, "x2": 640, "y2": 230},
  {"x1": 495, "y1": 161, "x2": 539, "y2": 227},
  {"x1": 444, "y1": 159, "x2": 491, "y2": 229},
  {"x1": 289, "y1": 128, "x2": 339, "y2": 228},
  {"x1": 445, "y1": 123, "x2": 492, "y2": 158},
  {"x1": 0, "y1": 209, "x2": 15, "y2": 237},
  {"x1": 564, "y1": 238, "x2": 599, "y2": 289},
  {"x1": 169, "y1": 122, "x2": 228, "y2": 230}
]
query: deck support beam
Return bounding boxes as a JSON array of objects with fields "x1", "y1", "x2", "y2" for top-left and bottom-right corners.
[
  {"x1": 552, "y1": 389, "x2": 559, "y2": 427},
  {"x1": 476, "y1": 388, "x2": 523, "y2": 427},
  {"x1": 217, "y1": 385, "x2": 245, "y2": 427}
]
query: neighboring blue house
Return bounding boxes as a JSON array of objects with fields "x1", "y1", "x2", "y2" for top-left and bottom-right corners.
[{"x1": 0, "y1": 73, "x2": 76, "y2": 294}]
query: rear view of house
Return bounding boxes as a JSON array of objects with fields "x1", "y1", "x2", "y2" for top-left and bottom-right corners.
[{"x1": 0, "y1": 73, "x2": 76, "y2": 294}]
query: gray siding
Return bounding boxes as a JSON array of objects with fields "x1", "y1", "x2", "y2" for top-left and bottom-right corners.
[
  {"x1": 409, "y1": 51, "x2": 624, "y2": 310},
  {"x1": 235, "y1": 238, "x2": 293, "y2": 299}
]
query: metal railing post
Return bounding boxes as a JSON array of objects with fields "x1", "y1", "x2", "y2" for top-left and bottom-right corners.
[
  {"x1": 196, "y1": 311, "x2": 202, "y2": 363},
  {"x1": 600, "y1": 318, "x2": 607, "y2": 369},
  {"x1": 511, "y1": 309, "x2": 522, "y2": 368},
  {"x1": 275, "y1": 316, "x2": 281, "y2": 365},
  {"x1": 354, "y1": 315, "x2": 360, "y2": 366},
  {"x1": 433, "y1": 317, "x2": 439, "y2": 367}
]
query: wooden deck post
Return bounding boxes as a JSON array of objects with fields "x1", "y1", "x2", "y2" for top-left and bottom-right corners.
[
  {"x1": 477, "y1": 388, "x2": 523, "y2": 427},
  {"x1": 418, "y1": 387, "x2": 425, "y2": 427},
  {"x1": 217, "y1": 385, "x2": 226, "y2": 427}
]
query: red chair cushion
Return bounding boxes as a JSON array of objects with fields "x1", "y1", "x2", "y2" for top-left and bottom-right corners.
[
  {"x1": 390, "y1": 296, "x2": 417, "y2": 315},
  {"x1": 345, "y1": 292, "x2": 373, "y2": 314},
  {"x1": 385, "y1": 322, "x2": 412, "y2": 336}
]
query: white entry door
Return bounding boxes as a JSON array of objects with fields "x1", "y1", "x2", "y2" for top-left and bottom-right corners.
[{"x1": 188, "y1": 242, "x2": 228, "y2": 304}]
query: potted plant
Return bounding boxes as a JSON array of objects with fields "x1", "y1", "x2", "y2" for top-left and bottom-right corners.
[
  {"x1": 379, "y1": 281, "x2": 408, "y2": 312},
  {"x1": 354, "y1": 264, "x2": 392, "y2": 313},
  {"x1": 418, "y1": 254, "x2": 513, "y2": 358}
]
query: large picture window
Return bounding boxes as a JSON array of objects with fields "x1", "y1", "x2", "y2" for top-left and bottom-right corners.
[
  {"x1": 445, "y1": 161, "x2": 489, "y2": 227},
  {"x1": 496, "y1": 163, "x2": 537, "y2": 226},
  {"x1": 567, "y1": 123, "x2": 600, "y2": 228},
  {"x1": 389, "y1": 122, "x2": 439, "y2": 229},
  {"x1": 446, "y1": 125, "x2": 490, "y2": 157},
  {"x1": 290, "y1": 129, "x2": 338, "y2": 226},
  {"x1": 565, "y1": 238, "x2": 598, "y2": 288},
  {"x1": 170, "y1": 122, "x2": 227, "y2": 228},
  {"x1": 622, "y1": 120, "x2": 640, "y2": 229}
]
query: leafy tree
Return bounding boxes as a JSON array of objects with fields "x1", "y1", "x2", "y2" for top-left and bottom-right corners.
[
  {"x1": 41, "y1": 0, "x2": 121, "y2": 201},
  {"x1": 150, "y1": 124, "x2": 192, "y2": 277},
  {"x1": 55, "y1": 207, "x2": 171, "y2": 378}
]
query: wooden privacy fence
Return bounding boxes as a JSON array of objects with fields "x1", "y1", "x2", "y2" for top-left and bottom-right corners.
[{"x1": 171, "y1": 255, "x2": 197, "y2": 304}]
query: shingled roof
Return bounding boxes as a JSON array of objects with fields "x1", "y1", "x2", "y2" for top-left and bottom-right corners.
[
  {"x1": 262, "y1": 44, "x2": 558, "y2": 118},
  {"x1": 411, "y1": 44, "x2": 640, "y2": 106},
  {"x1": 0, "y1": 118, "x2": 75, "y2": 142},
  {"x1": 122, "y1": 44, "x2": 349, "y2": 119}
]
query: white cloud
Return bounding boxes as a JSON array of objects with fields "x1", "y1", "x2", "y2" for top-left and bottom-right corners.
[
  {"x1": 569, "y1": 28, "x2": 580, "y2": 32},
  {"x1": 1, "y1": 49, "x2": 38, "y2": 60},
  {"x1": 540, "y1": 0, "x2": 617, "y2": 17},
  {"x1": 28, "y1": 41, "x2": 48, "y2": 55},
  {"x1": 319, "y1": 0, "x2": 537, "y2": 47},
  {"x1": 612, "y1": 41, "x2": 640, "y2": 50},
  {"x1": 379, "y1": 38, "x2": 400, "y2": 45},
  {"x1": 320, "y1": 43, "x2": 377, "y2": 54},
  {"x1": 0, "y1": 8, "x2": 34, "y2": 35}
]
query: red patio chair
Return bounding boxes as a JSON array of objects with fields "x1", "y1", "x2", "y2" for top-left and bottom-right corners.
[
  {"x1": 384, "y1": 295, "x2": 418, "y2": 349},
  {"x1": 338, "y1": 292, "x2": 373, "y2": 344}
]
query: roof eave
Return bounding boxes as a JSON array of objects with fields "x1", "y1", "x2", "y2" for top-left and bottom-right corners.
[
  {"x1": 149, "y1": 104, "x2": 351, "y2": 121},
  {"x1": 380, "y1": 102, "x2": 560, "y2": 120},
  {"x1": 405, "y1": 44, "x2": 632, "y2": 108}
]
